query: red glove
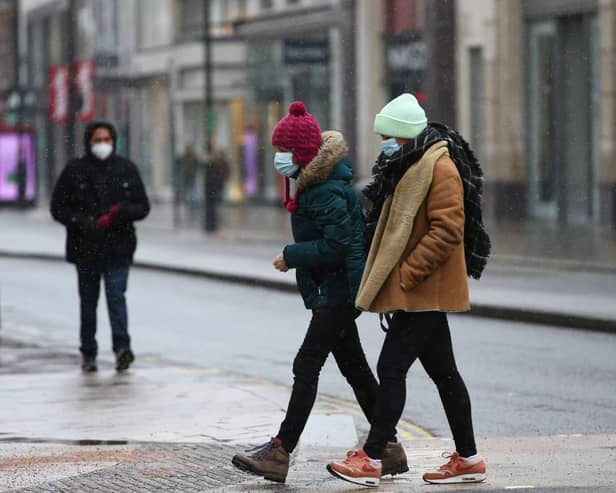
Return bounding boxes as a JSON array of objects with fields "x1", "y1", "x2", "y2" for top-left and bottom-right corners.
[
  {"x1": 96, "y1": 203, "x2": 123, "y2": 230},
  {"x1": 109, "y1": 203, "x2": 123, "y2": 217},
  {"x1": 96, "y1": 213, "x2": 113, "y2": 230}
]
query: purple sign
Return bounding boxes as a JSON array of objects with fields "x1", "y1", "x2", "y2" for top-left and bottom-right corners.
[
  {"x1": 0, "y1": 133, "x2": 36, "y2": 202},
  {"x1": 243, "y1": 131, "x2": 259, "y2": 197}
]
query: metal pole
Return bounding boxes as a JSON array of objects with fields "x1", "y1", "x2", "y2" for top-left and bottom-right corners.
[
  {"x1": 168, "y1": 60, "x2": 181, "y2": 229},
  {"x1": 13, "y1": 0, "x2": 26, "y2": 207},
  {"x1": 11, "y1": 0, "x2": 19, "y2": 104},
  {"x1": 202, "y1": 0, "x2": 217, "y2": 232}
]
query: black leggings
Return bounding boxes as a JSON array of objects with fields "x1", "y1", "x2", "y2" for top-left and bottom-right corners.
[
  {"x1": 364, "y1": 311, "x2": 477, "y2": 459},
  {"x1": 277, "y1": 305, "x2": 382, "y2": 453}
]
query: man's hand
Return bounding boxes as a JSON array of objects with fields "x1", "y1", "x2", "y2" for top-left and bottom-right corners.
[
  {"x1": 273, "y1": 253, "x2": 289, "y2": 272},
  {"x1": 109, "y1": 203, "x2": 123, "y2": 217},
  {"x1": 96, "y1": 213, "x2": 113, "y2": 230},
  {"x1": 96, "y1": 203, "x2": 123, "y2": 230}
]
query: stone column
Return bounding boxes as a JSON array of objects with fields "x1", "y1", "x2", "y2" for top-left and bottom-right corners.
[
  {"x1": 354, "y1": 0, "x2": 385, "y2": 178},
  {"x1": 424, "y1": 0, "x2": 457, "y2": 127},
  {"x1": 483, "y1": 0, "x2": 526, "y2": 221}
]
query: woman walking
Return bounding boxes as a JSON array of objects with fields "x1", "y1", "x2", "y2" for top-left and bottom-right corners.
[
  {"x1": 327, "y1": 93, "x2": 491, "y2": 487},
  {"x1": 231, "y1": 102, "x2": 407, "y2": 483}
]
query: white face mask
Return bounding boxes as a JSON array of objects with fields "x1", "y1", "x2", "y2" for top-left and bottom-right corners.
[{"x1": 91, "y1": 143, "x2": 113, "y2": 161}]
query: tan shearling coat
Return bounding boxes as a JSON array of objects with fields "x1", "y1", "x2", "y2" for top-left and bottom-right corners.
[{"x1": 356, "y1": 141, "x2": 470, "y2": 313}]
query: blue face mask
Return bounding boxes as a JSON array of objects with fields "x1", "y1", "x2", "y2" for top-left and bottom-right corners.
[
  {"x1": 380, "y1": 138, "x2": 401, "y2": 157},
  {"x1": 274, "y1": 152, "x2": 300, "y2": 177}
]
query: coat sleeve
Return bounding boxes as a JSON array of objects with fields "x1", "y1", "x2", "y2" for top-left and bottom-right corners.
[
  {"x1": 118, "y1": 162, "x2": 150, "y2": 222},
  {"x1": 283, "y1": 190, "x2": 351, "y2": 270},
  {"x1": 400, "y1": 158, "x2": 465, "y2": 291},
  {"x1": 50, "y1": 163, "x2": 93, "y2": 231}
]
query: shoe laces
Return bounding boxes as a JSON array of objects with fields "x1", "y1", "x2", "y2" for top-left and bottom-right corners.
[
  {"x1": 440, "y1": 451, "x2": 460, "y2": 470},
  {"x1": 245, "y1": 439, "x2": 278, "y2": 460},
  {"x1": 343, "y1": 450, "x2": 361, "y2": 464}
]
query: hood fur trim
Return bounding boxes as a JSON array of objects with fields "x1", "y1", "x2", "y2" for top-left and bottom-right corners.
[{"x1": 297, "y1": 131, "x2": 348, "y2": 191}]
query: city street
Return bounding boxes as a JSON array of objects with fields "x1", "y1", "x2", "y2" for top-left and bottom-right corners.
[
  {"x1": 2, "y1": 0, "x2": 616, "y2": 490},
  {"x1": 2, "y1": 257, "x2": 615, "y2": 441}
]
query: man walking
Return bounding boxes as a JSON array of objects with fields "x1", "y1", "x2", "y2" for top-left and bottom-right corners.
[
  {"x1": 176, "y1": 144, "x2": 200, "y2": 208},
  {"x1": 51, "y1": 121, "x2": 150, "y2": 372}
]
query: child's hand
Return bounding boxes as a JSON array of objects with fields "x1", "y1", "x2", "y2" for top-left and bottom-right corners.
[{"x1": 273, "y1": 253, "x2": 288, "y2": 272}]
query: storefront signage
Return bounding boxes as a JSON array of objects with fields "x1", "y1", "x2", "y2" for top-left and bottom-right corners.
[
  {"x1": 283, "y1": 40, "x2": 329, "y2": 65},
  {"x1": 48, "y1": 64, "x2": 69, "y2": 124},
  {"x1": 386, "y1": 36, "x2": 426, "y2": 73},
  {"x1": 74, "y1": 59, "x2": 95, "y2": 122}
]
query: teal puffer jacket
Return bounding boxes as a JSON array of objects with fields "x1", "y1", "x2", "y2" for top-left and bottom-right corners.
[{"x1": 282, "y1": 131, "x2": 366, "y2": 310}]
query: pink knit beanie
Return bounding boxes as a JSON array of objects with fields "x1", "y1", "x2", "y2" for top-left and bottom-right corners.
[{"x1": 272, "y1": 101, "x2": 322, "y2": 212}]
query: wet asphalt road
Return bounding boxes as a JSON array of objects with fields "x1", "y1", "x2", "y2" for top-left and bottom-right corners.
[{"x1": 1, "y1": 257, "x2": 615, "y2": 440}]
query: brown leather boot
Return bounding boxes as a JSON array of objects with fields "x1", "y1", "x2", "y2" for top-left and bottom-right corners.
[
  {"x1": 382, "y1": 441, "x2": 409, "y2": 476},
  {"x1": 232, "y1": 437, "x2": 290, "y2": 483}
]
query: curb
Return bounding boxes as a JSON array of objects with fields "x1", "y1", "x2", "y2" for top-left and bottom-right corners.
[
  {"x1": 1, "y1": 250, "x2": 614, "y2": 333},
  {"x1": 467, "y1": 303, "x2": 616, "y2": 334},
  {"x1": 489, "y1": 254, "x2": 616, "y2": 275}
]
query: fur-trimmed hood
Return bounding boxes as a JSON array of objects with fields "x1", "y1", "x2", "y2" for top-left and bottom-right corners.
[{"x1": 297, "y1": 131, "x2": 349, "y2": 191}]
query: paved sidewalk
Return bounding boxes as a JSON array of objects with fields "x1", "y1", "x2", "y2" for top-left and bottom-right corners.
[
  {"x1": 1, "y1": 327, "x2": 615, "y2": 492},
  {"x1": 2, "y1": 207, "x2": 616, "y2": 331}
]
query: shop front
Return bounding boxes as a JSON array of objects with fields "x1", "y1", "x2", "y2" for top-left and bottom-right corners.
[
  {"x1": 384, "y1": 32, "x2": 425, "y2": 103},
  {"x1": 238, "y1": 37, "x2": 331, "y2": 204},
  {"x1": 526, "y1": 2, "x2": 600, "y2": 225}
]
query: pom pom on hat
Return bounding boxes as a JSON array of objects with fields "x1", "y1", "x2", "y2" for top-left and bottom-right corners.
[{"x1": 289, "y1": 101, "x2": 307, "y2": 116}]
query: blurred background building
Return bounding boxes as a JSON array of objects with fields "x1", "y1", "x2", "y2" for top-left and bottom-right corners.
[{"x1": 1, "y1": 0, "x2": 615, "y2": 230}]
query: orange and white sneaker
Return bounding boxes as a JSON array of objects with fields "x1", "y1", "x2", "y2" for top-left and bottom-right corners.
[
  {"x1": 423, "y1": 452, "x2": 487, "y2": 484},
  {"x1": 327, "y1": 449, "x2": 381, "y2": 487}
]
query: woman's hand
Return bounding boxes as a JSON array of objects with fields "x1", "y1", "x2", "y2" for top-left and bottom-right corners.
[{"x1": 273, "y1": 253, "x2": 289, "y2": 272}]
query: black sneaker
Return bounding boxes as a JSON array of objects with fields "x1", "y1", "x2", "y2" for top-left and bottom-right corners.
[
  {"x1": 81, "y1": 355, "x2": 97, "y2": 372},
  {"x1": 115, "y1": 348, "x2": 135, "y2": 371}
]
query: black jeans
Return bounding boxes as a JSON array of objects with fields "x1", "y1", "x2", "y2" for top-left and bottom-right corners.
[
  {"x1": 77, "y1": 262, "x2": 131, "y2": 356},
  {"x1": 364, "y1": 311, "x2": 477, "y2": 459},
  {"x1": 277, "y1": 306, "x2": 380, "y2": 453}
]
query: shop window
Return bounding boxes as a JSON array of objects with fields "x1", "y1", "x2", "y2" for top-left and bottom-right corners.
[
  {"x1": 527, "y1": 20, "x2": 557, "y2": 219},
  {"x1": 261, "y1": 0, "x2": 274, "y2": 9},
  {"x1": 27, "y1": 21, "x2": 46, "y2": 89},
  {"x1": 94, "y1": 0, "x2": 118, "y2": 54},
  {"x1": 526, "y1": 14, "x2": 598, "y2": 224},
  {"x1": 240, "y1": 0, "x2": 248, "y2": 17},
  {"x1": 179, "y1": 0, "x2": 204, "y2": 40},
  {"x1": 0, "y1": 2, "x2": 15, "y2": 88},
  {"x1": 75, "y1": 0, "x2": 96, "y2": 59},
  {"x1": 137, "y1": 0, "x2": 173, "y2": 49}
]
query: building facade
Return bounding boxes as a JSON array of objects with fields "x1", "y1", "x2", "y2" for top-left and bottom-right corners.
[
  {"x1": 19, "y1": 0, "x2": 616, "y2": 229},
  {"x1": 456, "y1": 0, "x2": 616, "y2": 228},
  {"x1": 22, "y1": 0, "x2": 362, "y2": 204}
]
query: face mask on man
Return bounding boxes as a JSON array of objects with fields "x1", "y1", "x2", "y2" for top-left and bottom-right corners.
[
  {"x1": 274, "y1": 152, "x2": 300, "y2": 177},
  {"x1": 380, "y1": 137, "x2": 401, "y2": 157},
  {"x1": 91, "y1": 143, "x2": 113, "y2": 161}
]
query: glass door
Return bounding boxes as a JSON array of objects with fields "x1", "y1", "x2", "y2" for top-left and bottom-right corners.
[
  {"x1": 558, "y1": 14, "x2": 594, "y2": 224},
  {"x1": 527, "y1": 20, "x2": 557, "y2": 221},
  {"x1": 527, "y1": 15, "x2": 598, "y2": 224}
]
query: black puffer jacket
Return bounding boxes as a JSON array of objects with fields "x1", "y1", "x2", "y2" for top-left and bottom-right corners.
[{"x1": 50, "y1": 121, "x2": 150, "y2": 265}]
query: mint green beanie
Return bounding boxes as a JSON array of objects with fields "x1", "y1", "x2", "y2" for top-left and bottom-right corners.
[{"x1": 373, "y1": 93, "x2": 428, "y2": 139}]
